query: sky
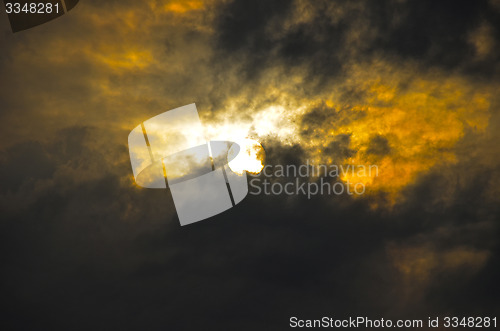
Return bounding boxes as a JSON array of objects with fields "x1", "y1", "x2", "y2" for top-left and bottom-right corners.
[{"x1": 0, "y1": 0, "x2": 499, "y2": 330}]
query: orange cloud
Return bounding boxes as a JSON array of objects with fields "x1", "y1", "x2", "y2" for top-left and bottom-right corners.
[{"x1": 162, "y1": 0, "x2": 205, "y2": 14}]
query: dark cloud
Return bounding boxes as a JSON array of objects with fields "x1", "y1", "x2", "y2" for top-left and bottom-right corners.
[
  {"x1": 323, "y1": 133, "x2": 356, "y2": 159},
  {"x1": 214, "y1": 0, "x2": 500, "y2": 84},
  {"x1": 366, "y1": 135, "x2": 391, "y2": 156},
  {"x1": 1, "y1": 127, "x2": 498, "y2": 329},
  {"x1": 216, "y1": 0, "x2": 292, "y2": 52},
  {"x1": 0, "y1": 141, "x2": 56, "y2": 193},
  {"x1": 0, "y1": 0, "x2": 499, "y2": 330}
]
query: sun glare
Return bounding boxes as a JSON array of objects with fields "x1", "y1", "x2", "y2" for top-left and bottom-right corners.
[{"x1": 228, "y1": 139, "x2": 265, "y2": 175}]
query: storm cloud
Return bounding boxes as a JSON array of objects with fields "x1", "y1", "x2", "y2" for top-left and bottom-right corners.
[{"x1": 0, "y1": 1, "x2": 499, "y2": 330}]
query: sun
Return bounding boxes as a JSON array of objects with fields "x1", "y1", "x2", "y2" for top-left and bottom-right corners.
[{"x1": 228, "y1": 139, "x2": 266, "y2": 175}]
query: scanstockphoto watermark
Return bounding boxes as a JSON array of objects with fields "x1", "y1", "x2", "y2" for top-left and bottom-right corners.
[{"x1": 248, "y1": 160, "x2": 379, "y2": 199}]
